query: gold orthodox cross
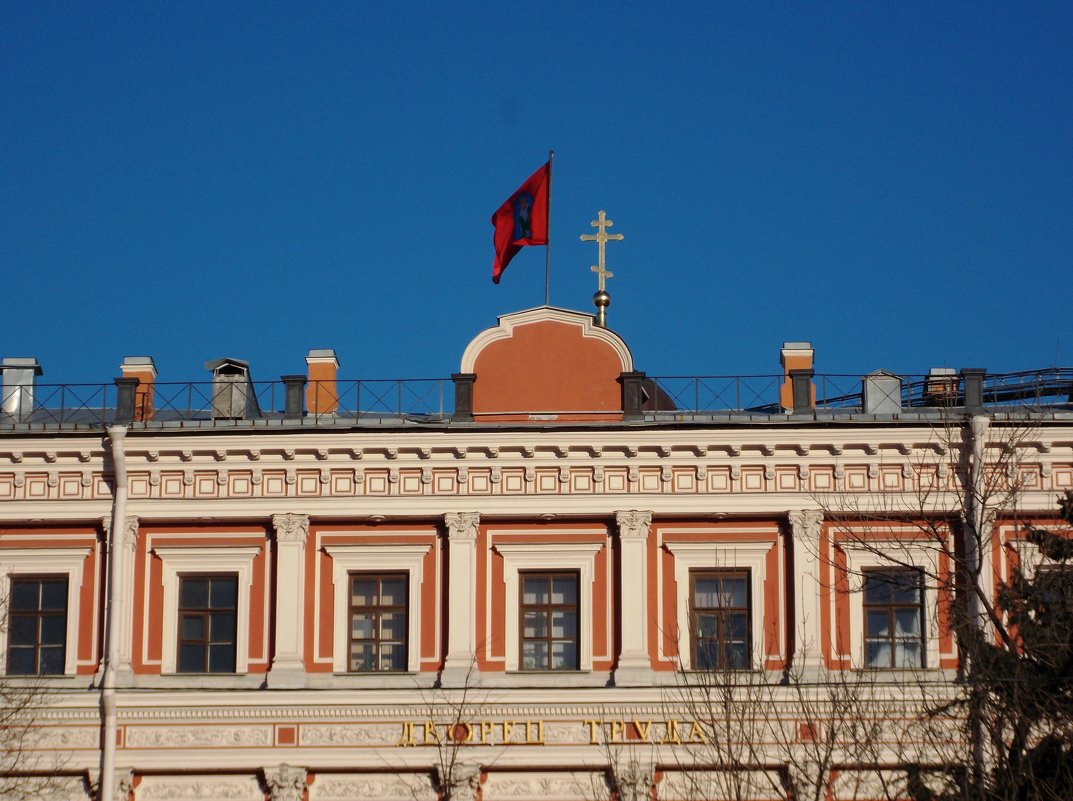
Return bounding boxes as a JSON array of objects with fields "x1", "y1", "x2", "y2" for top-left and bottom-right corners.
[{"x1": 580, "y1": 210, "x2": 623, "y2": 292}]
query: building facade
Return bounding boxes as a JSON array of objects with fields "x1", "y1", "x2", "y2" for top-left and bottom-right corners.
[{"x1": 0, "y1": 306, "x2": 1070, "y2": 800}]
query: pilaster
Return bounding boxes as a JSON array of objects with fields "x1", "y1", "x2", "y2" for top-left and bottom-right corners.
[
  {"x1": 442, "y1": 512, "x2": 480, "y2": 686},
  {"x1": 788, "y1": 509, "x2": 825, "y2": 674},
  {"x1": 614, "y1": 510, "x2": 654, "y2": 686},
  {"x1": 267, "y1": 514, "x2": 310, "y2": 689}
]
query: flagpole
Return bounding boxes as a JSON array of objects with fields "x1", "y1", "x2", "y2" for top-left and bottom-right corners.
[{"x1": 545, "y1": 149, "x2": 554, "y2": 306}]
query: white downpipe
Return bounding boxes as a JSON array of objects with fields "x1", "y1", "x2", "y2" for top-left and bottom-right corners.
[{"x1": 100, "y1": 425, "x2": 128, "y2": 801}]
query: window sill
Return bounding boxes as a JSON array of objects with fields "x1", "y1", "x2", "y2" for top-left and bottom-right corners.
[
  {"x1": 304, "y1": 672, "x2": 438, "y2": 690},
  {"x1": 481, "y1": 670, "x2": 612, "y2": 688}
]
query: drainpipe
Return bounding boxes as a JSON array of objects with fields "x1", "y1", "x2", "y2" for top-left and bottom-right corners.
[
  {"x1": 964, "y1": 413, "x2": 990, "y2": 787},
  {"x1": 100, "y1": 425, "x2": 128, "y2": 801}
]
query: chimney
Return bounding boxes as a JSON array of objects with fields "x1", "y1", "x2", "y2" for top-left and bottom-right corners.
[
  {"x1": 306, "y1": 349, "x2": 340, "y2": 417},
  {"x1": 1, "y1": 357, "x2": 43, "y2": 422},
  {"x1": 925, "y1": 367, "x2": 958, "y2": 407},
  {"x1": 120, "y1": 356, "x2": 157, "y2": 422},
  {"x1": 779, "y1": 342, "x2": 814, "y2": 412}
]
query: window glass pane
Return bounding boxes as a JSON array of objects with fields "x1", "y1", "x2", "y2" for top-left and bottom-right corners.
[
  {"x1": 350, "y1": 643, "x2": 375, "y2": 672},
  {"x1": 181, "y1": 615, "x2": 204, "y2": 641},
  {"x1": 522, "y1": 611, "x2": 546, "y2": 639},
  {"x1": 866, "y1": 610, "x2": 890, "y2": 637},
  {"x1": 7, "y1": 648, "x2": 34, "y2": 675},
  {"x1": 863, "y1": 573, "x2": 893, "y2": 604},
  {"x1": 8, "y1": 615, "x2": 35, "y2": 646},
  {"x1": 39, "y1": 646, "x2": 64, "y2": 675},
  {"x1": 180, "y1": 578, "x2": 208, "y2": 609},
  {"x1": 380, "y1": 579, "x2": 406, "y2": 606},
  {"x1": 351, "y1": 578, "x2": 376, "y2": 606},
  {"x1": 894, "y1": 608, "x2": 921, "y2": 637},
  {"x1": 208, "y1": 643, "x2": 235, "y2": 673},
  {"x1": 351, "y1": 613, "x2": 374, "y2": 641},
  {"x1": 39, "y1": 614, "x2": 66, "y2": 646},
  {"x1": 696, "y1": 641, "x2": 717, "y2": 670},
  {"x1": 726, "y1": 612, "x2": 749, "y2": 639},
  {"x1": 551, "y1": 641, "x2": 577, "y2": 670},
  {"x1": 40, "y1": 580, "x2": 67, "y2": 610},
  {"x1": 891, "y1": 577, "x2": 921, "y2": 604},
  {"x1": 725, "y1": 641, "x2": 749, "y2": 669},
  {"x1": 210, "y1": 612, "x2": 236, "y2": 643},
  {"x1": 551, "y1": 576, "x2": 577, "y2": 605},
  {"x1": 551, "y1": 610, "x2": 576, "y2": 639},
  {"x1": 178, "y1": 643, "x2": 204, "y2": 673},
  {"x1": 380, "y1": 612, "x2": 405, "y2": 641},
  {"x1": 721, "y1": 577, "x2": 748, "y2": 608},
  {"x1": 865, "y1": 641, "x2": 890, "y2": 668},
  {"x1": 380, "y1": 643, "x2": 405, "y2": 671},
  {"x1": 897, "y1": 642, "x2": 922, "y2": 669},
  {"x1": 693, "y1": 577, "x2": 718, "y2": 608},
  {"x1": 11, "y1": 581, "x2": 38, "y2": 611},
  {"x1": 522, "y1": 577, "x2": 547, "y2": 605},
  {"x1": 209, "y1": 578, "x2": 237, "y2": 609},
  {"x1": 522, "y1": 641, "x2": 547, "y2": 670},
  {"x1": 696, "y1": 613, "x2": 717, "y2": 638}
]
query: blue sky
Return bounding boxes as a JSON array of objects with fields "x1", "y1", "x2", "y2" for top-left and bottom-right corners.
[{"x1": 3, "y1": 2, "x2": 1071, "y2": 386}]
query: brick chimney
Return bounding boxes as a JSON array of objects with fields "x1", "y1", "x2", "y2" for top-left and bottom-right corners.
[
  {"x1": 779, "y1": 342, "x2": 815, "y2": 413},
  {"x1": 120, "y1": 356, "x2": 157, "y2": 422},
  {"x1": 306, "y1": 349, "x2": 340, "y2": 416}
]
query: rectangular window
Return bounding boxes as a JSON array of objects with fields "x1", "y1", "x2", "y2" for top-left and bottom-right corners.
[
  {"x1": 177, "y1": 575, "x2": 238, "y2": 673},
  {"x1": 7, "y1": 576, "x2": 68, "y2": 675},
  {"x1": 863, "y1": 569, "x2": 924, "y2": 668},
  {"x1": 690, "y1": 570, "x2": 750, "y2": 670},
  {"x1": 520, "y1": 571, "x2": 579, "y2": 670},
  {"x1": 349, "y1": 573, "x2": 408, "y2": 672}
]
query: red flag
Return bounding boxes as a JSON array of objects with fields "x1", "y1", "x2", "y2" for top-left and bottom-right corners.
[{"x1": 491, "y1": 162, "x2": 549, "y2": 284}]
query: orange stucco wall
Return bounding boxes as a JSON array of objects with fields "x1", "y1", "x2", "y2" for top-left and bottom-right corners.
[{"x1": 472, "y1": 321, "x2": 624, "y2": 421}]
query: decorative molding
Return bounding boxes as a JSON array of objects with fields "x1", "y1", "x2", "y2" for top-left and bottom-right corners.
[
  {"x1": 264, "y1": 764, "x2": 307, "y2": 801},
  {"x1": 615, "y1": 510, "x2": 652, "y2": 540},
  {"x1": 787, "y1": 509, "x2": 823, "y2": 539},
  {"x1": 133, "y1": 775, "x2": 262, "y2": 800},
  {"x1": 125, "y1": 724, "x2": 273, "y2": 748},
  {"x1": 272, "y1": 514, "x2": 309, "y2": 543},
  {"x1": 311, "y1": 774, "x2": 435, "y2": 801},
  {"x1": 445, "y1": 512, "x2": 480, "y2": 541}
]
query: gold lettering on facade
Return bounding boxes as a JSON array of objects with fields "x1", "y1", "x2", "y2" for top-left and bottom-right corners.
[
  {"x1": 501, "y1": 720, "x2": 515, "y2": 744},
  {"x1": 687, "y1": 720, "x2": 708, "y2": 744},
  {"x1": 632, "y1": 720, "x2": 651, "y2": 741},
  {"x1": 480, "y1": 720, "x2": 495, "y2": 744},
  {"x1": 610, "y1": 720, "x2": 625, "y2": 742},
  {"x1": 586, "y1": 720, "x2": 600, "y2": 744},
  {"x1": 423, "y1": 721, "x2": 441, "y2": 744},
  {"x1": 526, "y1": 720, "x2": 544, "y2": 744},
  {"x1": 398, "y1": 721, "x2": 416, "y2": 747},
  {"x1": 660, "y1": 719, "x2": 682, "y2": 745}
]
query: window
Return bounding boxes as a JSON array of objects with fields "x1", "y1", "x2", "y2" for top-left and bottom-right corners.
[
  {"x1": 863, "y1": 569, "x2": 924, "y2": 668},
  {"x1": 348, "y1": 573, "x2": 407, "y2": 672},
  {"x1": 690, "y1": 570, "x2": 750, "y2": 670},
  {"x1": 7, "y1": 577, "x2": 68, "y2": 675},
  {"x1": 520, "y1": 571, "x2": 579, "y2": 670},
  {"x1": 177, "y1": 575, "x2": 238, "y2": 673}
]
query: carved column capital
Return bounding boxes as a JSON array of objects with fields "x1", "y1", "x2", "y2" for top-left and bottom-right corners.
[
  {"x1": 272, "y1": 513, "x2": 310, "y2": 543},
  {"x1": 124, "y1": 515, "x2": 139, "y2": 540},
  {"x1": 100, "y1": 516, "x2": 111, "y2": 536},
  {"x1": 264, "y1": 764, "x2": 307, "y2": 801},
  {"x1": 615, "y1": 510, "x2": 653, "y2": 540},
  {"x1": 616, "y1": 762, "x2": 654, "y2": 801},
  {"x1": 437, "y1": 765, "x2": 481, "y2": 801},
  {"x1": 445, "y1": 511, "x2": 480, "y2": 541},
  {"x1": 788, "y1": 509, "x2": 824, "y2": 539}
]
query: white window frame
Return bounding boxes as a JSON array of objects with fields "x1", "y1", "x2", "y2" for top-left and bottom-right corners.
[
  {"x1": 495, "y1": 542, "x2": 603, "y2": 672},
  {"x1": 0, "y1": 548, "x2": 90, "y2": 676},
  {"x1": 664, "y1": 541, "x2": 770, "y2": 670},
  {"x1": 324, "y1": 544, "x2": 431, "y2": 673},
  {"x1": 153, "y1": 545, "x2": 261, "y2": 675},
  {"x1": 1011, "y1": 534, "x2": 1063, "y2": 580},
  {"x1": 839, "y1": 539, "x2": 940, "y2": 670}
]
